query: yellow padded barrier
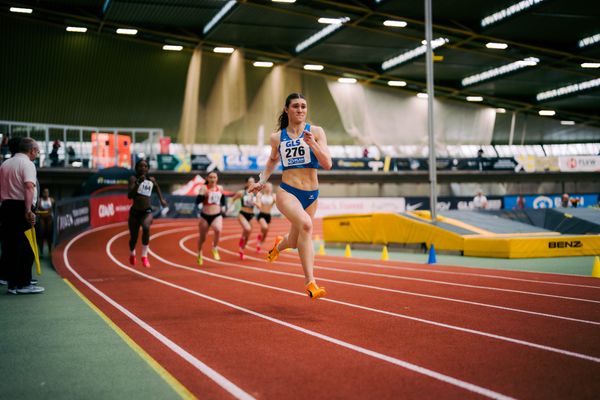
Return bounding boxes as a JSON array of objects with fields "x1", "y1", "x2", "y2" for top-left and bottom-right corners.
[
  {"x1": 464, "y1": 235, "x2": 600, "y2": 258},
  {"x1": 323, "y1": 213, "x2": 464, "y2": 251},
  {"x1": 323, "y1": 212, "x2": 600, "y2": 258}
]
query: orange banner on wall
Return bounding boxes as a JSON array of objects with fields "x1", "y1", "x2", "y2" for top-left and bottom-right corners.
[{"x1": 91, "y1": 133, "x2": 132, "y2": 169}]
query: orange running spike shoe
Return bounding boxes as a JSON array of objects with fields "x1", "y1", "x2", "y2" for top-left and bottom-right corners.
[
  {"x1": 305, "y1": 281, "x2": 326, "y2": 299},
  {"x1": 266, "y1": 236, "x2": 283, "y2": 262}
]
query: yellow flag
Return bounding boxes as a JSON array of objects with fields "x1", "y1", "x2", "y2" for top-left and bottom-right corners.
[{"x1": 24, "y1": 227, "x2": 41, "y2": 275}]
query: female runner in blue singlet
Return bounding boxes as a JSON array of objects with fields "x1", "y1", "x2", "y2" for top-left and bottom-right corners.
[
  {"x1": 250, "y1": 93, "x2": 332, "y2": 299},
  {"x1": 127, "y1": 159, "x2": 168, "y2": 268}
]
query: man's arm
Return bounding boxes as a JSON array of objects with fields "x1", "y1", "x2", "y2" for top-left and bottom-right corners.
[{"x1": 24, "y1": 181, "x2": 35, "y2": 225}]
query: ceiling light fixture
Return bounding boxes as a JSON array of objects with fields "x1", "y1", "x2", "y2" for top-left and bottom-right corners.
[
  {"x1": 383, "y1": 20, "x2": 407, "y2": 28},
  {"x1": 253, "y1": 61, "x2": 274, "y2": 68},
  {"x1": 66, "y1": 27, "x2": 87, "y2": 33},
  {"x1": 538, "y1": 110, "x2": 555, "y2": 116},
  {"x1": 417, "y1": 93, "x2": 428, "y2": 99},
  {"x1": 486, "y1": 42, "x2": 508, "y2": 49},
  {"x1": 318, "y1": 17, "x2": 347, "y2": 24},
  {"x1": 272, "y1": 0, "x2": 296, "y2": 3},
  {"x1": 303, "y1": 64, "x2": 324, "y2": 71},
  {"x1": 295, "y1": 17, "x2": 349, "y2": 53},
  {"x1": 163, "y1": 45, "x2": 183, "y2": 51},
  {"x1": 536, "y1": 77, "x2": 600, "y2": 101},
  {"x1": 496, "y1": 108, "x2": 507, "y2": 113},
  {"x1": 382, "y1": 38, "x2": 449, "y2": 71},
  {"x1": 481, "y1": 0, "x2": 547, "y2": 27},
  {"x1": 466, "y1": 96, "x2": 484, "y2": 102},
  {"x1": 560, "y1": 120, "x2": 575, "y2": 125},
  {"x1": 338, "y1": 77, "x2": 357, "y2": 84},
  {"x1": 461, "y1": 57, "x2": 539, "y2": 86},
  {"x1": 9, "y1": 7, "x2": 32, "y2": 13},
  {"x1": 116, "y1": 28, "x2": 137, "y2": 35},
  {"x1": 581, "y1": 63, "x2": 600, "y2": 69},
  {"x1": 578, "y1": 33, "x2": 600, "y2": 48},
  {"x1": 213, "y1": 47, "x2": 234, "y2": 54},
  {"x1": 203, "y1": 0, "x2": 236, "y2": 35},
  {"x1": 387, "y1": 81, "x2": 407, "y2": 87}
]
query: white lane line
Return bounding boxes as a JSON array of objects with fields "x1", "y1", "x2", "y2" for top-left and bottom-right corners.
[
  {"x1": 152, "y1": 228, "x2": 600, "y2": 364},
  {"x1": 102, "y1": 230, "x2": 516, "y2": 400},
  {"x1": 181, "y1": 226, "x2": 600, "y2": 307},
  {"x1": 180, "y1": 234, "x2": 600, "y2": 327},
  {"x1": 63, "y1": 223, "x2": 256, "y2": 400},
  {"x1": 162, "y1": 221, "x2": 600, "y2": 290},
  {"x1": 160, "y1": 221, "x2": 600, "y2": 288}
]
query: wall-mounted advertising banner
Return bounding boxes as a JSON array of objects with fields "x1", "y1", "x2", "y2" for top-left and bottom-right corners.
[
  {"x1": 191, "y1": 154, "x2": 215, "y2": 171},
  {"x1": 393, "y1": 157, "x2": 518, "y2": 171},
  {"x1": 314, "y1": 197, "x2": 406, "y2": 218},
  {"x1": 223, "y1": 155, "x2": 281, "y2": 171},
  {"x1": 404, "y1": 196, "x2": 504, "y2": 211},
  {"x1": 55, "y1": 197, "x2": 90, "y2": 244},
  {"x1": 79, "y1": 167, "x2": 133, "y2": 196},
  {"x1": 558, "y1": 156, "x2": 600, "y2": 172},
  {"x1": 161, "y1": 195, "x2": 198, "y2": 218},
  {"x1": 223, "y1": 155, "x2": 259, "y2": 170},
  {"x1": 91, "y1": 133, "x2": 132, "y2": 169},
  {"x1": 89, "y1": 194, "x2": 131, "y2": 227},
  {"x1": 159, "y1": 137, "x2": 171, "y2": 154},
  {"x1": 157, "y1": 154, "x2": 191, "y2": 172},
  {"x1": 331, "y1": 158, "x2": 389, "y2": 171},
  {"x1": 504, "y1": 194, "x2": 599, "y2": 209}
]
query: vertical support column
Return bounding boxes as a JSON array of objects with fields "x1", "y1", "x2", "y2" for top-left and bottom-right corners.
[
  {"x1": 79, "y1": 129, "x2": 83, "y2": 167},
  {"x1": 44, "y1": 126, "x2": 50, "y2": 167},
  {"x1": 424, "y1": 0, "x2": 438, "y2": 221},
  {"x1": 63, "y1": 128, "x2": 68, "y2": 166},
  {"x1": 508, "y1": 111, "x2": 516, "y2": 146},
  {"x1": 114, "y1": 130, "x2": 119, "y2": 167}
]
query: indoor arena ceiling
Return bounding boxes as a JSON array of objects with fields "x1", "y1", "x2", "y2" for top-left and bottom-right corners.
[{"x1": 3, "y1": 0, "x2": 600, "y2": 126}]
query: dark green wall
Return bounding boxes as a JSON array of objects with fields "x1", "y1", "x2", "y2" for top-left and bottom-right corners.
[{"x1": 0, "y1": 15, "x2": 191, "y2": 135}]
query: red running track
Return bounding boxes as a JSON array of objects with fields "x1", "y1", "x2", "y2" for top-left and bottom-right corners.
[{"x1": 53, "y1": 218, "x2": 600, "y2": 399}]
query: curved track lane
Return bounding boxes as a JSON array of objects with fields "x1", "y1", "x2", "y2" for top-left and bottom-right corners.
[{"x1": 53, "y1": 219, "x2": 600, "y2": 400}]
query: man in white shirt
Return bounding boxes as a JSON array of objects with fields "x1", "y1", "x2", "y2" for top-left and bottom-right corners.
[
  {"x1": 473, "y1": 190, "x2": 488, "y2": 210},
  {"x1": 0, "y1": 137, "x2": 44, "y2": 294}
]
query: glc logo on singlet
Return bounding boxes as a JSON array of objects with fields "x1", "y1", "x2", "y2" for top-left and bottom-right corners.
[{"x1": 281, "y1": 138, "x2": 310, "y2": 167}]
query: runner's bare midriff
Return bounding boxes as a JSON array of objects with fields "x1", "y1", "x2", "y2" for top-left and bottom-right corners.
[{"x1": 282, "y1": 168, "x2": 318, "y2": 191}]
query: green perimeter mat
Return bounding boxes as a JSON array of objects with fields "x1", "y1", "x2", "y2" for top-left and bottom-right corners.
[{"x1": 0, "y1": 255, "x2": 185, "y2": 400}]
